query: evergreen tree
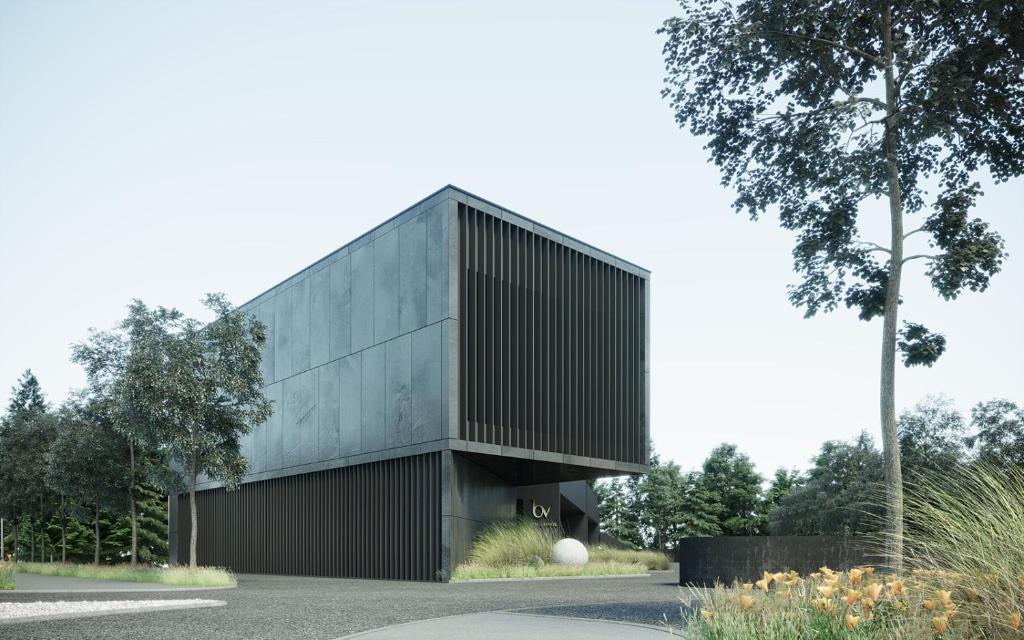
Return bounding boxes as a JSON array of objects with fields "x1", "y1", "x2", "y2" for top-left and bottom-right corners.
[
  {"x1": 6, "y1": 369, "x2": 47, "y2": 416},
  {"x1": 698, "y1": 444, "x2": 765, "y2": 535},
  {"x1": 594, "y1": 478, "x2": 642, "y2": 547},
  {"x1": 677, "y1": 471, "x2": 722, "y2": 538}
]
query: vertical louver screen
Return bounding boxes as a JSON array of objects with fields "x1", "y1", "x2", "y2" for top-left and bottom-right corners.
[
  {"x1": 177, "y1": 453, "x2": 442, "y2": 581},
  {"x1": 458, "y1": 204, "x2": 646, "y2": 466}
]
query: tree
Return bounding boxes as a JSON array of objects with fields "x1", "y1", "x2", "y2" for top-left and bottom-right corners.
[
  {"x1": 660, "y1": 0, "x2": 1024, "y2": 569},
  {"x1": 898, "y1": 395, "x2": 967, "y2": 479},
  {"x1": 6, "y1": 369, "x2": 47, "y2": 416},
  {"x1": 677, "y1": 471, "x2": 723, "y2": 538},
  {"x1": 138, "y1": 294, "x2": 271, "y2": 568},
  {"x1": 72, "y1": 300, "x2": 181, "y2": 566},
  {"x1": 968, "y1": 399, "x2": 1024, "y2": 472},
  {"x1": 698, "y1": 444, "x2": 764, "y2": 535},
  {"x1": 638, "y1": 453, "x2": 688, "y2": 549},
  {"x1": 769, "y1": 432, "x2": 885, "y2": 536},
  {"x1": 756, "y1": 468, "x2": 801, "y2": 532},
  {"x1": 46, "y1": 398, "x2": 127, "y2": 565},
  {"x1": 594, "y1": 478, "x2": 643, "y2": 547}
]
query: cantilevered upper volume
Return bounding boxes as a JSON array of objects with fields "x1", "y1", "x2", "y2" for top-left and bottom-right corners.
[{"x1": 172, "y1": 186, "x2": 650, "y2": 580}]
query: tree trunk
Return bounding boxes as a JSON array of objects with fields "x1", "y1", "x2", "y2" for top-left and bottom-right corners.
[
  {"x1": 12, "y1": 522, "x2": 18, "y2": 562},
  {"x1": 129, "y1": 439, "x2": 138, "y2": 566},
  {"x1": 29, "y1": 517, "x2": 34, "y2": 562},
  {"x1": 880, "y1": 3, "x2": 905, "y2": 574},
  {"x1": 93, "y1": 504, "x2": 101, "y2": 566},
  {"x1": 60, "y1": 517, "x2": 66, "y2": 564},
  {"x1": 189, "y1": 457, "x2": 198, "y2": 569}
]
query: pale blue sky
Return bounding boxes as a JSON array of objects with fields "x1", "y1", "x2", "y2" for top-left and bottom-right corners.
[{"x1": 1, "y1": 0, "x2": 1021, "y2": 477}]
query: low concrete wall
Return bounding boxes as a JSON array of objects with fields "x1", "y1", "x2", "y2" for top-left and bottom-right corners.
[{"x1": 678, "y1": 536, "x2": 880, "y2": 586}]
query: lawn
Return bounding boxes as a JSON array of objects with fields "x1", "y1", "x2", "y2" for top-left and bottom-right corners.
[{"x1": 14, "y1": 562, "x2": 236, "y2": 587}]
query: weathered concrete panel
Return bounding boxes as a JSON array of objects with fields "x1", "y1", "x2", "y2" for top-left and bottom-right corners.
[
  {"x1": 351, "y1": 243, "x2": 374, "y2": 352},
  {"x1": 291, "y1": 278, "x2": 311, "y2": 374},
  {"x1": 251, "y1": 410, "x2": 267, "y2": 474},
  {"x1": 339, "y1": 352, "x2": 361, "y2": 455},
  {"x1": 329, "y1": 255, "x2": 352, "y2": 360},
  {"x1": 309, "y1": 267, "x2": 331, "y2": 368},
  {"x1": 425, "y1": 202, "x2": 448, "y2": 323},
  {"x1": 399, "y1": 213, "x2": 427, "y2": 334},
  {"x1": 385, "y1": 333, "x2": 412, "y2": 448},
  {"x1": 274, "y1": 291, "x2": 292, "y2": 381},
  {"x1": 373, "y1": 229, "x2": 400, "y2": 343},
  {"x1": 266, "y1": 382, "x2": 283, "y2": 471},
  {"x1": 412, "y1": 322, "x2": 441, "y2": 443},
  {"x1": 318, "y1": 359, "x2": 341, "y2": 460},
  {"x1": 257, "y1": 300, "x2": 275, "y2": 384},
  {"x1": 360, "y1": 343, "x2": 386, "y2": 452},
  {"x1": 283, "y1": 369, "x2": 316, "y2": 468}
]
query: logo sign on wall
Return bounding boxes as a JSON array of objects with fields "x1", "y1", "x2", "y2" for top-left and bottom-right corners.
[{"x1": 531, "y1": 499, "x2": 551, "y2": 519}]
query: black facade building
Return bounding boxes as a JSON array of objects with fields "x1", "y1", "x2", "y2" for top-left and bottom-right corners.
[{"x1": 169, "y1": 186, "x2": 650, "y2": 581}]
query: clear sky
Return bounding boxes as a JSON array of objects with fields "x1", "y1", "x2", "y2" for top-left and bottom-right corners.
[{"x1": 1, "y1": 0, "x2": 1021, "y2": 479}]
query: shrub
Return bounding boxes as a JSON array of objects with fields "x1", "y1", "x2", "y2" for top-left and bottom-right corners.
[
  {"x1": 0, "y1": 561, "x2": 14, "y2": 590},
  {"x1": 14, "y1": 562, "x2": 235, "y2": 587},
  {"x1": 466, "y1": 519, "x2": 560, "y2": 567},
  {"x1": 589, "y1": 546, "x2": 671, "y2": 570}
]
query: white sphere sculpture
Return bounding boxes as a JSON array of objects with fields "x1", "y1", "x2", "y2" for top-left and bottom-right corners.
[{"x1": 551, "y1": 538, "x2": 589, "y2": 566}]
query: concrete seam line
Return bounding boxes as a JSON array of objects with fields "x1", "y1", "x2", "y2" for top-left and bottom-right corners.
[
  {"x1": 503, "y1": 611, "x2": 672, "y2": 634},
  {"x1": 0, "y1": 600, "x2": 227, "y2": 625},
  {"x1": 330, "y1": 611, "x2": 501, "y2": 639}
]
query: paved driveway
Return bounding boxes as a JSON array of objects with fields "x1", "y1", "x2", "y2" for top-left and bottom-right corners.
[{"x1": 0, "y1": 570, "x2": 686, "y2": 639}]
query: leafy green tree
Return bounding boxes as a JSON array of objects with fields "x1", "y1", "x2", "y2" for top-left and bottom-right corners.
[
  {"x1": 770, "y1": 432, "x2": 885, "y2": 536},
  {"x1": 698, "y1": 444, "x2": 764, "y2": 535},
  {"x1": 661, "y1": 0, "x2": 1024, "y2": 568},
  {"x1": 638, "y1": 453, "x2": 688, "y2": 549},
  {"x1": 72, "y1": 300, "x2": 181, "y2": 565},
  {"x1": 898, "y1": 395, "x2": 967, "y2": 479},
  {"x1": 967, "y1": 399, "x2": 1024, "y2": 472},
  {"x1": 756, "y1": 468, "x2": 801, "y2": 532},
  {"x1": 137, "y1": 294, "x2": 271, "y2": 568},
  {"x1": 46, "y1": 398, "x2": 128, "y2": 565}
]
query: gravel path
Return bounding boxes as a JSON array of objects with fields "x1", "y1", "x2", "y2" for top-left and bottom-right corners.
[
  {"x1": 0, "y1": 570, "x2": 685, "y2": 639},
  {"x1": 0, "y1": 599, "x2": 225, "y2": 624}
]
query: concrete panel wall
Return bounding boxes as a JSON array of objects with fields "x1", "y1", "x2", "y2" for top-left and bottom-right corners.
[{"x1": 231, "y1": 200, "x2": 454, "y2": 487}]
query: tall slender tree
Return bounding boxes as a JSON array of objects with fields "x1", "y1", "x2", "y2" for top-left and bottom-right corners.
[
  {"x1": 661, "y1": 0, "x2": 1024, "y2": 568},
  {"x1": 46, "y1": 398, "x2": 127, "y2": 566},
  {"x1": 72, "y1": 301, "x2": 180, "y2": 566},
  {"x1": 138, "y1": 294, "x2": 271, "y2": 568}
]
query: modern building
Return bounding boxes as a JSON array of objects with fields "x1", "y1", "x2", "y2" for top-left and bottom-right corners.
[{"x1": 169, "y1": 186, "x2": 650, "y2": 581}]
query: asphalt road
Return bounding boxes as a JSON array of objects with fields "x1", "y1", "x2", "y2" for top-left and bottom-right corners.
[{"x1": 0, "y1": 570, "x2": 686, "y2": 640}]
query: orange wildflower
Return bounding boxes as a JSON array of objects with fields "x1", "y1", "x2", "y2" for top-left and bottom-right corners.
[
  {"x1": 740, "y1": 595, "x2": 755, "y2": 610},
  {"x1": 932, "y1": 615, "x2": 949, "y2": 636},
  {"x1": 844, "y1": 589, "x2": 862, "y2": 606},
  {"x1": 845, "y1": 614, "x2": 860, "y2": 631},
  {"x1": 923, "y1": 599, "x2": 936, "y2": 611},
  {"x1": 817, "y1": 585, "x2": 836, "y2": 598},
  {"x1": 849, "y1": 568, "x2": 864, "y2": 586},
  {"x1": 1009, "y1": 611, "x2": 1021, "y2": 631},
  {"x1": 864, "y1": 583, "x2": 883, "y2": 602}
]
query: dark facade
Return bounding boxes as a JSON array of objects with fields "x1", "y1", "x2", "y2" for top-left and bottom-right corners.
[{"x1": 169, "y1": 186, "x2": 650, "y2": 580}]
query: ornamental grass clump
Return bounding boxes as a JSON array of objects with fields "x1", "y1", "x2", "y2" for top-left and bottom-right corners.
[
  {"x1": 900, "y1": 462, "x2": 1024, "y2": 638},
  {"x1": 0, "y1": 561, "x2": 14, "y2": 590},
  {"x1": 465, "y1": 518, "x2": 560, "y2": 568},
  {"x1": 589, "y1": 546, "x2": 671, "y2": 570}
]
